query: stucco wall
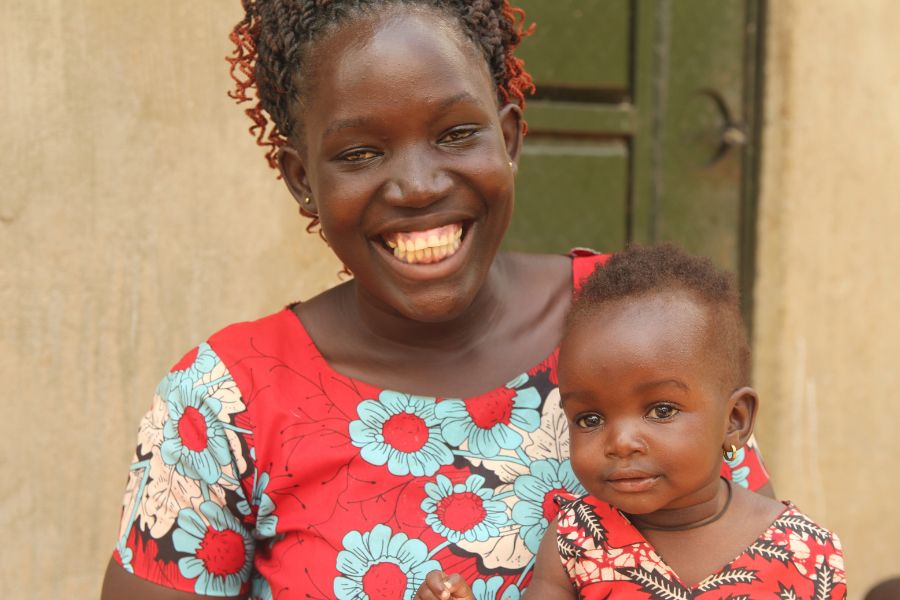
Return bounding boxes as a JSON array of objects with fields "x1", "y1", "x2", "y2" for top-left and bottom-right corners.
[
  {"x1": 753, "y1": 1, "x2": 900, "y2": 597},
  {"x1": 3, "y1": 1, "x2": 898, "y2": 598},
  {"x1": 0, "y1": 2, "x2": 340, "y2": 597}
]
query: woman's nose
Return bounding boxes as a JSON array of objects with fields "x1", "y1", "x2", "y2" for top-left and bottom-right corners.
[{"x1": 382, "y1": 147, "x2": 453, "y2": 208}]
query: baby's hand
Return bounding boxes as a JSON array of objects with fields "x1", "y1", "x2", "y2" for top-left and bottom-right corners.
[{"x1": 414, "y1": 570, "x2": 474, "y2": 600}]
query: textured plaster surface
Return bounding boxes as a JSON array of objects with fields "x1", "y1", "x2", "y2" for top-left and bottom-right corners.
[
  {"x1": 754, "y1": 1, "x2": 900, "y2": 597},
  {"x1": 0, "y1": 2, "x2": 340, "y2": 597}
]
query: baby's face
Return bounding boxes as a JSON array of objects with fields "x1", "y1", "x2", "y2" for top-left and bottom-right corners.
[{"x1": 558, "y1": 291, "x2": 731, "y2": 515}]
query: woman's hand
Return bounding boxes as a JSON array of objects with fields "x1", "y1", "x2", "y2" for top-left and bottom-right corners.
[{"x1": 414, "y1": 571, "x2": 475, "y2": 600}]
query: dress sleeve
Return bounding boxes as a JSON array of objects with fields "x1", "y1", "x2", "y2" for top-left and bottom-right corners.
[
  {"x1": 719, "y1": 434, "x2": 770, "y2": 491},
  {"x1": 112, "y1": 343, "x2": 258, "y2": 597}
]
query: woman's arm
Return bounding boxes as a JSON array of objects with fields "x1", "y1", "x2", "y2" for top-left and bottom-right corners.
[
  {"x1": 522, "y1": 519, "x2": 576, "y2": 600},
  {"x1": 101, "y1": 559, "x2": 245, "y2": 600}
]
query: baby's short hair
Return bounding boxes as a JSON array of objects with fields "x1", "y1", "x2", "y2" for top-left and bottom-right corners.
[{"x1": 568, "y1": 244, "x2": 751, "y2": 390}]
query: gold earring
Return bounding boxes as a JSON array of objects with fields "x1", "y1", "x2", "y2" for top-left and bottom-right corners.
[
  {"x1": 303, "y1": 196, "x2": 312, "y2": 205},
  {"x1": 508, "y1": 161, "x2": 514, "y2": 169},
  {"x1": 723, "y1": 444, "x2": 738, "y2": 461}
]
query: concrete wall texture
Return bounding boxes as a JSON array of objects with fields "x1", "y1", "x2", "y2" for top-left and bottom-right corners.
[
  {"x1": 1, "y1": 1, "x2": 896, "y2": 598},
  {"x1": 753, "y1": 1, "x2": 900, "y2": 596}
]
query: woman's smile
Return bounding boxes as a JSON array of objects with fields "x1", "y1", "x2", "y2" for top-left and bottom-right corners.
[{"x1": 381, "y1": 222, "x2": 464, "y2": 264}]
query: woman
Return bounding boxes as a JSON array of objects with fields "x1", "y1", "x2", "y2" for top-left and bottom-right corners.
[{"x1": 101, "y1": 2, "x2": 770, "y2": 598}]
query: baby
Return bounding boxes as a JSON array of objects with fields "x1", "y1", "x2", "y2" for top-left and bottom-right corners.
[{"x1": 417, "y1": 244, "x2": 846, "y2": 599}]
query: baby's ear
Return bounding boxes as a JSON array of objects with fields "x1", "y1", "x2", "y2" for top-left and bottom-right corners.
[{"x1": 723, "y1": 386, "x2": 758, "y2": 452}]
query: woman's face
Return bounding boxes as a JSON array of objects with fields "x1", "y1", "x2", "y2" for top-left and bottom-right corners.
[
  {"x1": 558, "y1": 292, "x2": 732, "y2": 516},
  {"x1": 283, "y1": 7, "x2": 523, "y2": 323}
]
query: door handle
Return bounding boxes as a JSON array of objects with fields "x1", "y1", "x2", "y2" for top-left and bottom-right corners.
[{"x1": 700, "y1": 88, "x2": 746, "y2": 166}]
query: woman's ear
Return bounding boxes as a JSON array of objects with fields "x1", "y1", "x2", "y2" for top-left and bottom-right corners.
[
  {"x1": 723, "y1": 386, "x2": 758, "y2": 452},
  {"x1": 498, "y1": 103, "x2": 524, "y2": 172},
  {"x1": 278, "y1": 146, "x2": 318, "y2": 216}
]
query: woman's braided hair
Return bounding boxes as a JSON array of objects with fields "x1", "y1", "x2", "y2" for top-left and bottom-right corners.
[{"x1": 227, "y1": 0, "x2": 535, "y2": 174}]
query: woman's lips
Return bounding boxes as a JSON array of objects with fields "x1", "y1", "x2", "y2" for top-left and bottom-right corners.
[{"x1": 605, "y1": 474, "x2": 661, "y2": 493}]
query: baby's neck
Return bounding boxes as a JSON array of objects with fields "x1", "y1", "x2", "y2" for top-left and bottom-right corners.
[
  {"x1": 630, "y1": 482, "x2": 787, "y2": 588},
  {"x1": 626, "y1": 477, "x2": 731, "y2": 532}
]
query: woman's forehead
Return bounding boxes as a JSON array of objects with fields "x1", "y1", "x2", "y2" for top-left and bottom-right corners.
[{"x1": 298, "y1": 9, "x2": 497, "y2": 134}]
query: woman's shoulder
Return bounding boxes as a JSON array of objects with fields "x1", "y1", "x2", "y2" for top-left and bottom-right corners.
[
  {"x1": 202, "y1": 307, "x2": 311, "y2": 363},
  {"x1": 502, "y1": 248, "x2": 611, "y2": 289},
  {"x1": 158, "y1": 308, "x2": 320, "y2": 406}
]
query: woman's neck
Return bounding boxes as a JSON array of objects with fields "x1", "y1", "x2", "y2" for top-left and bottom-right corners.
[{"x1": 344, "y1": 254, "x2": 512, "y2": 353}]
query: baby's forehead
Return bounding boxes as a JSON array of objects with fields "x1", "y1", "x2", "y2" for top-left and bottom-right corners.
[
  {"x1": 585, "y1": 289, "x2": 715, "y2": 329},
  {"x1": 562, "y1": 292, "x2": 724, "y2": 367}
]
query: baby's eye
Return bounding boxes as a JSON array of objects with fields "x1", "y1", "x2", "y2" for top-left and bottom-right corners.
[
  {"x1": 339, "y1": 149, "x2": 379, "y2": 162},
  {"x1": 648, "y1": 404, "x2": 679, "y2": 420},
  {"x1": 575, "y1": 413, "x2": 603, "y2": 428}
]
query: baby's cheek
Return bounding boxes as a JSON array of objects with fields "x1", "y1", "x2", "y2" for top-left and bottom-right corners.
[{"x1": 570, "y1": 439, "x2": 603, "y2": 481}]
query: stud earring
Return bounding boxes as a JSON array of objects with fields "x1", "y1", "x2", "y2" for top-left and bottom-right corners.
[
  {"x1": 723, "y1": 444, "x2": 738, "y2": 461},
  {"x1": 298, "y1": 196, "x2": 317, "y2": 219},
  {"x1": 508, "y1": 161, "x2": 514, "y2": 169}
]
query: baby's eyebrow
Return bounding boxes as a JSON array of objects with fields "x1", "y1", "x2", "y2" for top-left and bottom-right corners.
[{"x1": 635, "y1": 378, "x2": 689, "y2": 393}]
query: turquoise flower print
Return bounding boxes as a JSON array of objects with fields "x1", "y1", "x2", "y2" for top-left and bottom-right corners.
[
  {"x1": 725, "y1": 446, "x2": 751, "y2": 488},
  {"x1": 237, "y1": 471, "x2": 279, "y2": 539},
  {"x1": 471, "y1": 576, "x2": 521, "y2": 600},
  {"x1": 511, "y1": 459, "x2": 585, "y2": 553},
  {"x1": 421, "y1": 474, "x2": 509, "y2": 543},
  {"x1": 434, "y1": 373, "x2": 541, "y2": 457},
  {"x1": 173, "y1": 501, "x2": 253, "y2": 596},
  {"x1": 171, "y1": 342, "x2": 220, "y2": 380},
  {"x1": 349, "y1": 391, "x2": 453, "y2": 477},
  {"x1": 250, "y1": 575, "x2": 274, "y2": 600},
  {"x1": 334, "y1": 524, "x2": 441, "y2": 600},
  {"x1": 160, "y1": 377, "x2": 233, "y2": 485}
]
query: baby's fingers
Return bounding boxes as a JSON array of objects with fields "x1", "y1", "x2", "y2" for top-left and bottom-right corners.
[
  {"x1": 443, "y1": 572, "x2": 474, "y2": 599},
  {"x1": 414, "y1": 570, "x2": 453, "y2": 600},
  {"x1": 413, "y1": 571, "x2": 474, "y2": 600}
]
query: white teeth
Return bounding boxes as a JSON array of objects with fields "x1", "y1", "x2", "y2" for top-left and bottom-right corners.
[{"x1": 385, "y1": 223, "x2": 465, "y2": 264}]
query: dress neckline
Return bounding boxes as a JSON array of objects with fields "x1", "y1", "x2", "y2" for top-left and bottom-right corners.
[
  {"x1": 619, "y1": 499, "x2": 795, "y2": 590},
  {"x1": 276, "y1": 305, "x2": 561, "y2": 400},
  {"x1": 273, "y1": 251, "x2": 606, "y2": 400}
]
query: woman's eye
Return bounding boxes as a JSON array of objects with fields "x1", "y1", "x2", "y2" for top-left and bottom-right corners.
[
  {"x1": 575, "y1": 414, "x2": 602, "y2": 428},
  {"x1": 648, "y1": 404, "x2": 679, "y2": 420},
  {"x1": 440, "y1": 128, "x2": 477, "y2": 144},
  {"x1": 339, "y1": 149, "x2": 379, "y2": 162}
]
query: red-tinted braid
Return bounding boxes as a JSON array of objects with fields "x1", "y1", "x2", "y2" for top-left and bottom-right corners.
[
  {"x1": 499, "y1": 2, "x2": 536, "y2": 115},
  {"x1": 226, "y1": 0, "x2": 535, "y2": 188}
]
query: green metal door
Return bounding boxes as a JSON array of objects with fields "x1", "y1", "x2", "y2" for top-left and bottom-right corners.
[{"x1": 504, "y1": 0, "x2": 763, "y2": 326}]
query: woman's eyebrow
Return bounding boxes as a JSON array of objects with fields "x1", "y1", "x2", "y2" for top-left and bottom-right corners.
[
  {"x1": 322, "y1": 92, "x2": 477, "y2": 139},
  {"x1": 437, "y1": 91, "x2": 478, "y2": 111},
  {"x1": 323, "y1": 116, "x2": 374, "y2": 138}
]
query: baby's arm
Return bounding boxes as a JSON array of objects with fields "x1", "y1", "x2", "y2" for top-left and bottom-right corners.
[
  {"x1": 414, "y1": 571, "x2": 474, "y2": 600},
  {"x1": 522, "y1": 518, "x2": 577, "y2": 600}
]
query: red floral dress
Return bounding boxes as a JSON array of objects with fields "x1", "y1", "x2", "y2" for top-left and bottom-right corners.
[
  {"x1": 555, "y1": 494, "x2": 846, "y2": 599},
  {"x1": 112, "y1": 252, "x2": 770, "y2": 599}
]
